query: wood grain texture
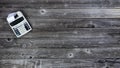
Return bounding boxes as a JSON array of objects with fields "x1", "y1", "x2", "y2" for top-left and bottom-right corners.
[
  {"x1": 2, "y1": 8, "x2": 120, "y2": 18},
  {"x1": 0, "y1": 38, "x2": 120, "y2": 48},
  {"x1": 1, "y1": 0, "x2": 120, "y2": 9},
  {"x1": 1, "y1": 59, "x2": 120, "y2": 68},
  {"x1": 1, "y1": 0, "x2": 120, "y2": 68},
  {"x1": 0, "y1": 48, "x2": 120, "y2": 59},
  {"x1": 0, "y1": 0, "x2": 120, "y2": 5},
  {"x1": 1, "y1": 19, "x2": 120, "y2": 28},
  {"x1": 0, "y1": 59, "x2": 96, "y2": 68},
  {"x1": 1, "y1": 4, "x2": 120, "y2": 9}
]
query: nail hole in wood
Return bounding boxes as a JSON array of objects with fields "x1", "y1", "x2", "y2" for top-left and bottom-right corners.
[
  {"x1": 29, "y1": 56, "x2": 33, "y2": 59},
  {"x1": 21, "y1": 53, "x2": 24, "y2": 56},
  {"x1": 40, "y1": 9, "x2": 46, "y2": 15},
  {"x1": 6, "y1": 38, "x2": 13, "y2": 42},
  {"x1": 87, "y1": 24, "x2": 95, "y2": 28},
  {"x1": 68, "y1": 53, "x2": 74, "y2": 58},
  {"x1": 41, "y1": 10, "x2": 44, "y2": 13},
  {"x1": 106, "y1": 67, "x2": 109, "y2": 68},
  {"x1": 97, "y1": 60, "x2": 105, "y2": 63}
]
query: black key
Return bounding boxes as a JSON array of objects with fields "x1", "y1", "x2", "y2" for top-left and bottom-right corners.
[
  {"x1": 24, "y1": 23, "x2": 30, "y2": 30},
  {"x1": 10, "y1": 17, "x2": 24, "y2": 26},
  {"x1": 13, "y1": 28, "x2": 21, "y2": 35},
  {"x1": 14, "y1": 14, "x2": 18, "y2": 18}
]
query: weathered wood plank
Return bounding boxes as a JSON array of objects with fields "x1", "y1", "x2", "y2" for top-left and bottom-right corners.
[
  {"x1": 0, "y1": 48, "x2": 120, "y2": 59},
  {"x1": 1, "y1": 8, "x2": 120, "y2": 18},
  {"x1": 0, "y1": 0, "x2": 119, "y2": 4},
  {"x1": 0, "y1": 28, "x2": 120, "y2": 38},
  {"x1": 1, "y1": 0, "x2": 120, "y2": 9},
  {"x1": 1, "y1": 18, "x2": 120, "y2": 29},
  {"x1": 0, "y1": 59, "x2": 120, "y2": 68},
  {"x1": 0, "y1": 37, "x2": 120, "y2": 48},
  {"x1": 0, "y1": 59, "x2": 96, "y2": 68},
  {"x1": 1, "y1": 4, "x2": 120, "y2": 9}
]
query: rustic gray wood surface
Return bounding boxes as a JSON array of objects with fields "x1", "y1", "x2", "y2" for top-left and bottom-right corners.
[{"x1": 1, "y1": 0, "x2": 120, "y2": 68}]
